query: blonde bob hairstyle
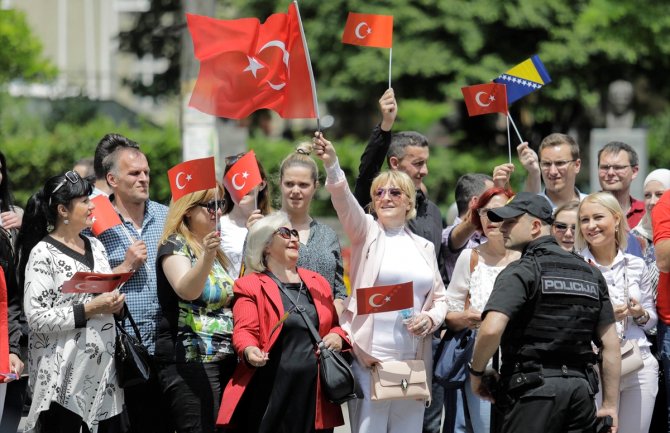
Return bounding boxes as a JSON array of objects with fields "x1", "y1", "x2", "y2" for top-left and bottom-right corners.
[
  {"x1": 160, "y1": 184, "x2": 231, "y2": 271},
  {"x1": 244, "y1": 211, "x2": 291, "y2": 274},
  {"x1": 575, "y1": 192, "x2": 628, "y2": 252},
  {"x1": 369, "y1": 170, "x2": 417, "y2": 221}
]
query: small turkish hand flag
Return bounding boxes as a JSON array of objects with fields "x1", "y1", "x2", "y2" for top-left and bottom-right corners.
[
  {"x1": 90, "y1": 195, "x2": 122, "y2": 236},
  {"x1": 167, "y1": 157, "x2": 217, "y2": 202},
  {"x1": 461, "y1": 83, "x2": 508, "y2": 117},
  {"x1": 342, "y1": 12, "x2": 393, "y2": 48},
  {"x1": 223, "y1": 151, "x2": 263, "y2": 204},
  {"x1": 356, "y1": 281, "x2": 413, "y2": 315},
  {"x1": 62, "y1": 271, "x2": 133, "y2": 294}
]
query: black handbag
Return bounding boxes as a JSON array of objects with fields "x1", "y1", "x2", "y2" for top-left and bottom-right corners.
[
  {"x1": 266, "y1": 272, "x2": 360, "y2": 404},
  {"x1": 115, "y1": 305, "x2": 151, "y2": 388}
]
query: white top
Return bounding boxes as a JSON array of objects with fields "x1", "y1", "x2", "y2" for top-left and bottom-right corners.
[
  {"x1": 219, "y1": 214, "x2": 248, "y2": 277},
  {"x1": 580, "y1": 248, "x2": 657, "y2": 348},
  {"x1": 371, "y1": 227, "x2": 433, "y2": 361},
  {"x1": 446, "y1": 248, "x2": 506, "y2": 313},
  {"x1": 23, "y1": 236, "x2": 123, "y2": 433}
]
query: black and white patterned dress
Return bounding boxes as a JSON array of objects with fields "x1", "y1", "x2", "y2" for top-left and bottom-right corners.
[{"x1": 23, "y1": 235, "x2": 124, "y2": 433}]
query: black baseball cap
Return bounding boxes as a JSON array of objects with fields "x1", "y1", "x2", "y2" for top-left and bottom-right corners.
[{"x1": 487, "y1": 192, "x2": 553, "y2": 224}]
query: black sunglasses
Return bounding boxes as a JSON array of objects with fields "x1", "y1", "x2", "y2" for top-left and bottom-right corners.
[
  {"x1": 197, "y1": 200, "x2": 226, "y2": 214},
  {"x1": 274, "y1": 226, "x2": 299, "y2": 240},
  {"x1": 552, "y1": 222, "x2": 576, "y2": 233},
  {"x1": 52, "y1": 171, "x2": 82, "y2": 194}
]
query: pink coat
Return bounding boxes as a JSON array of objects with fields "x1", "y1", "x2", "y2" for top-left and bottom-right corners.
[{"x1": 326, "y1": 175, "x2": 447, "y2": 375}]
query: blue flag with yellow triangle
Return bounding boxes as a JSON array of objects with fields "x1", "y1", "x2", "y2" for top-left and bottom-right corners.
[{"x1": 493, "y1": 55, "x2": 551, "y2": 105}]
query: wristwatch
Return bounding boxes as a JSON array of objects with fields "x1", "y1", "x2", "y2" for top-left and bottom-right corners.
[{"x1": 468, "y1": 362, "x2": 485, "y2": 377}]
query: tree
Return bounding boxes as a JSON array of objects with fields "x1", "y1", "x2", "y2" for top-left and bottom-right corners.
[{"x1": 0, "y1": 9, "x2": 56, "y2": 84}]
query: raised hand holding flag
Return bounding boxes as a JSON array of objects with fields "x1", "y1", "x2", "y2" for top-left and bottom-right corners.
[
  {"x1": 223, "y1": 151, "x2": 263, "y2": 204},
  {"x1": 167, "y1": 157, "x2": 217, "y2": 202}
]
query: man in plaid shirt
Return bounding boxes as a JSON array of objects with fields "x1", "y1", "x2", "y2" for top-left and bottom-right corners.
[{"x1": 94, "y1": 133, "x2": 170, "y2": 433}]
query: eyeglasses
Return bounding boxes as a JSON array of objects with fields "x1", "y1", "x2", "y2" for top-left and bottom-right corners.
[
  {"x1": 197, "y1": 200, "x2": 226, "y2": 214},
  {"x1": 224, "y1": 152, "x2": 246, "y2": 167},
  {"x1": 552, "y1": 222, "x2": 576, "y2": 233},
  {"x1": 539, "y1": 160, "x2": 575, "y2": 170},
  {"x1": 598, "y1": 164, "x2": 633, "y2": 173},
  {"x1": 274, "y1": 226, "x2": 299, "y2": 240},
  {"x1": 477, "y1": 207, "x2": 493, "y2": 217},
  {"x1": 52, "y1": 171, "x2": 82, "y2": 194},
  {"x1": 373, "y1": 187, "x2": 403, "y2": 200}
]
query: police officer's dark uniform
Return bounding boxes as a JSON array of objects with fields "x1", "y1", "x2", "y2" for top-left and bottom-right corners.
[{"x1": 476, "y1": 193, "x2": 616, "y2": 433}]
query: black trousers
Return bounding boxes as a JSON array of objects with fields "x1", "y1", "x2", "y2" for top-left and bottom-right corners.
[
  {"x1": 37, "y1": 402, "x2": 129, "y2": 433},
  {"x1": 123, "y1": 355, "x2": 174, "y2": 433},
  {"x1": 501, "y1": 376, "x2": 597, "y2": 433}
]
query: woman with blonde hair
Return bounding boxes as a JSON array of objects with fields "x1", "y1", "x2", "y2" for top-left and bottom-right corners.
[
  {"x1": 314, "y1": 132, "x2": 447, "y2": 433},
  {"x1": 279, "y1": 143, "x2": 347, "y2": 313},
  {"x1": 576, "y1": 192, "x2": 658, "y2": 433},
  {"x1": 155, "y1": 184, "x2": 236, "y2": 433}
]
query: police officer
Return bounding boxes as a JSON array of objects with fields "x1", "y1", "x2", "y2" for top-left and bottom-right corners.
[{"x1": 467, "y1": 192, "x2": 621, "y2": 433}]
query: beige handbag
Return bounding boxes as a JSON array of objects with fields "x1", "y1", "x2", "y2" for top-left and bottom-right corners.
[
  {"x1": 370, "y1": 360, "x2": 430, "y2": 401},
  {"x1": 620, "y1": 339, "x2": 643, "y2": 376}
]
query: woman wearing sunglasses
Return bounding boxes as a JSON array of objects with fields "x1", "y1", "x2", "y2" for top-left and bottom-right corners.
[
  {"x1": 443, "y1": 186, "x2": 517, "y2": 433},
  {"x1": 279, "y1": 144, "x2": 347, "y2": 314},
  {"x1": 313, "y1": 132, "x2": 446, "y2": 433},
  {"x1": 220, "y1": 153, "x2": 271, "y2": 277},
  {"x1": 154, "y1": 184, "x2": 236, "y2": 433},
  {"x1": 576, "y1": 192, "x2": 658, "y2": 433},
  {"x1": 20, "y1": 170, "x2": 127, "y2": 433},
  {"x1": 217, "y1": 212, "x2": 349, "y2": 432},
  {"x1": 551, "y1": 201, "x2": 580, "y2": 252}
]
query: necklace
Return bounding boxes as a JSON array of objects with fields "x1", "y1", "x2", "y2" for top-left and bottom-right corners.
[{"x1": 294, "y1": 281, "x2": 305, "y2": 312}]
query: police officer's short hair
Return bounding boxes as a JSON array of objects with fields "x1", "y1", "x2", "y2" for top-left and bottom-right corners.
[
  {"x1": 539, "y1": 133, "x2": 580, "y2": 161},
  {"x1": 386, "y1": 131, "x2": 429, "y2": 166},
  {"x1": 597, "y1": 141, "x2": 639, "y2": 167},
  {"x1": 575, "y1": 192, "x2": 628, "y2": 251}
]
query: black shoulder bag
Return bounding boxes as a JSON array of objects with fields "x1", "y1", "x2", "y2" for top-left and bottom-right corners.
[
  {"x1": 265, "y1": 272, "x2": 359, "y2": 404},
  {"x1": 115, "y1": 305, "x2": 151, "y2": 387}
]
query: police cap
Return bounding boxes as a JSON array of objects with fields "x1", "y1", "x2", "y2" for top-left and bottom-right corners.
[{"x1": 487, "y1": 192, "x2": 553, "y2": 224}]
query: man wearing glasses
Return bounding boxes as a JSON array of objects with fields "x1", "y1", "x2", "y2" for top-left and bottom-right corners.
[{"x1": 597, "y1": 141, "x2": 644, "y2": 227}]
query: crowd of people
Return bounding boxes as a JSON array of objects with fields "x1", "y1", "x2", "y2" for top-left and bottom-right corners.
[{"x1": 0, "y1": 88, "x2": 669, "y2": 433}]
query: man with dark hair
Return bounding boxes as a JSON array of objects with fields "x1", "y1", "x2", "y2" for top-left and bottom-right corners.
[
  {"x1": 354, "y1": 89, "x2": 443, "y2": 264},
  {"x1": 92, "y1": 133, "x2": 140, "y2": 197},
  {"x1": 92, "y1": 135, "x2": 171, "y2": 433},
  {"x1": 469, "y1": 192, "x2": 620, "y2": 433},
  {"x1": 597, "y1": 141, "x2": 643, "y2": 227}
]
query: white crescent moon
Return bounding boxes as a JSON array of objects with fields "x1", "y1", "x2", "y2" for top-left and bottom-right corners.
[
  {"x1": 75, "y1": 282, "x2": 98, "y2": 291},
  {"x1": 355, "y1": 22, "x2": 370, "y2": 39},
  {"x1": 258, "y1": 40, "x2": 290, "y2": 91},
  {"x1": 175, "y1": 172, "x2": 187, "y2": 190},
  {"x1": 231, "y1": 173, "x2": 246, "y2": 191},
  {"x1": 475, "y1": 91, "x2": 491, "y2": 107},
  {"x1": 369, "y1": 293, "x2": 385, "y2": 308}
]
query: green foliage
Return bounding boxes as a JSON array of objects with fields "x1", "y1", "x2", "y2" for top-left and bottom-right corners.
[
  {"x1": 0, "y1": 95, "x2": 181, "y2": 206},
  {"x1": 0, "y1": 9, "x2": 56, "y2": 83}
]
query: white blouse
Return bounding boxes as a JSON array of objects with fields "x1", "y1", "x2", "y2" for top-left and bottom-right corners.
[
  {"x1": 23, "y1": 236, "x2": 123, "y2": 433},
  {"x1": 580, "y1": 248, "x2": 657, "y2": 348},
  {"x1": 446, "y1": 248, "x2": 506, "y2": 313}
]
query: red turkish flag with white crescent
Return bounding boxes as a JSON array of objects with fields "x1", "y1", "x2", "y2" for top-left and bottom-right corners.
[
  {"x1": 356, "y1": 281, "x2": 413, "y2": 315},
  {"x1": 461, "y1": 83, "x2": 508, "y2": 117},
  {"x1": 223, "y1": 151, "x2": 263, "y2": 204},
  {"x1": 90, "y1": 195, "x2": 122, "y2": 236},
  {"x1": 167, "y1": 157, "x2": 217, "y2": 202},
  {"x1": 62, "y1": 272, "x2": 133, "y2": 294}
]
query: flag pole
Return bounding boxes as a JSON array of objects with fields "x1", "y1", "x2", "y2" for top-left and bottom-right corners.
[
  {"x1": 388, "y1": 47, "x2": 392, "y2": 89},
  {"x1": 506, "y1": 114, "x2": 512, "y2": 164},
  {"x1": 293, "y1": 1, "x2": 321, "y2": 131},
  {"x1": 508, "y1": 112, "x2": 524, "y2": 143}
]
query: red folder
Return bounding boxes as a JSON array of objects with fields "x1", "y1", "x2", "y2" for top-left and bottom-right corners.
[{"x1": 62, "y1": 272, "x2": 133, "y2": 294}]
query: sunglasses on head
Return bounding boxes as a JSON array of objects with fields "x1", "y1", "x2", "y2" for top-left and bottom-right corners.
[
  {"x1": 552, "y1": 222, "x2": 576, "y2": 233},
  {"x1": 374, "y1": 187, "x2": 403, "y2": 199},
  {"x1": 197, "y1": 200, "x2": 226, "y2": 214},
  {"x1": 52, "y1": 171, "x2": 82, "y2": 194},
  {"x1": 274, "y1": 226, "x2": 299, "y2": 240}
]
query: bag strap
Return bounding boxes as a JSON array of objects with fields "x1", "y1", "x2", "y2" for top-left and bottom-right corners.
[
  {"x1": 115, "y1": 304, "x2": 143, "y2": 343},
  {"x1": 264, "y1": 271, "x2": 324, "y2": 348}
]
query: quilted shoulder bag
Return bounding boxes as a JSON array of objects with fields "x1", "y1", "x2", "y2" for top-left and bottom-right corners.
[{"x1": 115, "y1": 305, "x2": 151, "y2": 388}]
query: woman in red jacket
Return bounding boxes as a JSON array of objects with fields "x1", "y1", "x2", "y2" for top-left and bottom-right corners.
[{"x1": 217, "y1": 212, "x2": 350, "y2": 432}]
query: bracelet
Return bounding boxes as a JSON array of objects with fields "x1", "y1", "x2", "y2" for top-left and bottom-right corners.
[
  {"x1": 634, "y1": 310, "x2": 649, "y2": 325},
  {"x1": 468, "y1": 362, "x2": 485, "y2": 377}
]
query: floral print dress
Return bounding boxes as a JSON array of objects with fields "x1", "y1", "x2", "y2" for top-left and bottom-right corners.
[{"x1": 23, "y1": 235, "x2": 123, "y2": 433}]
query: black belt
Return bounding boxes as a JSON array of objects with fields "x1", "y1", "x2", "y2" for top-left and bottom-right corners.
[{"x1": 541, "y1": 364, "x2": 588, "y2": 379}]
